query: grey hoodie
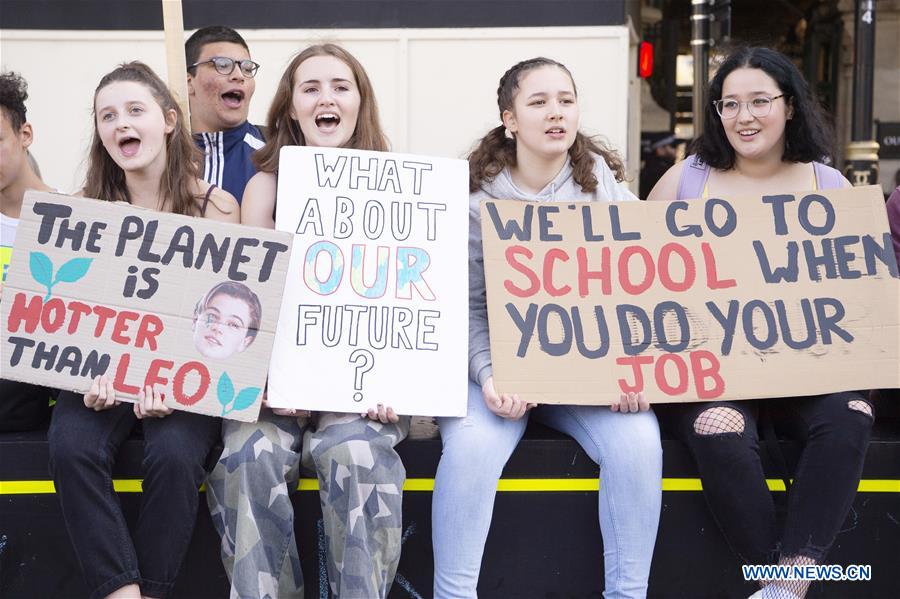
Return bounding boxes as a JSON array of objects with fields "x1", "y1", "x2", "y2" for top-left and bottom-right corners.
[{"x1": 468, "y1": 155, "x2": 638, "y2": 386}]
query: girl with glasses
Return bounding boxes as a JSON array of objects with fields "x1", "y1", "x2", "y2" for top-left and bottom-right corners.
[
  {"x1": 648, "y1": 46, "x2": 873, "y2": 599},
  {"x1": 431, "y1": 57, "x2": 662, "y2": 599},
  {"x1": 205, "y1": 43, "x2": 408, "y2": 599},
  {"x1": 48, "y1": 61, "x2": 240, "y2": 599}
]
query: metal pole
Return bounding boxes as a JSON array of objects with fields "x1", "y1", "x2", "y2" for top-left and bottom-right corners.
[
  {"x1": 844, "y1": 0, "x2": 879, "y2": 186},
  {"x1": 691, "y1": 0, "x2": 711, "y2": 137}
]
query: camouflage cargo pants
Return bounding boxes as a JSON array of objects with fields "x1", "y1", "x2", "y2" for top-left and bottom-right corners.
[{"x1": 206, "y1": 410, "x2": 409, "y2": 599}]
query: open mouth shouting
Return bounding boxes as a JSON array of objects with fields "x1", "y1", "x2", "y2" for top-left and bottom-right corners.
[
  {"x1": 221, "y1": 88, "x2": 245, "y2": 109},
  {"x1": 118, "y1": 136, "x2": 141, "y2": 158},
  {"x1": 315, "y1": 112, "x2": 341, "y2": 132}
]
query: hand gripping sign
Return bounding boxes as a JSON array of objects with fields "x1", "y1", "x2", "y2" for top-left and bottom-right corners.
[
  {"x1": 266, "y1": 147, "x2": 469, "y2": 416},
  {"x1": 1, "y1": 192, "x2": 292, "y2": 422},
  {"x1": 481, "y1": 186, "x2": 900, "y2": 405}
]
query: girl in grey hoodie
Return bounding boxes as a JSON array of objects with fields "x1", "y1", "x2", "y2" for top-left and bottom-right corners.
[{"x1": 431, "y1": 57, "x2": 662, "y2": 599}]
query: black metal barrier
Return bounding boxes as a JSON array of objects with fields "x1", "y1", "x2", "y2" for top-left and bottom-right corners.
[{"x1": 1, "y1": 411, "x2": 898, "y2": 598}]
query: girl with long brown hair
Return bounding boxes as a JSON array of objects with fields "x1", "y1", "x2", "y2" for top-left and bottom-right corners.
[
  {"x1": 205, "y1": 44, "x2": 407, "y2": 599},
  {"x1": 432, "y1": 57, "x2": 662, "y2": 599},
  {"x1": 47, "y1": 61, "x2": 238, "y2": 599}
]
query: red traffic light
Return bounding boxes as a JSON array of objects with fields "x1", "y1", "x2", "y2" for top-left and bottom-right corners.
[{"x1": 639, "y1": 41, "x2": 654, "y2": 78}]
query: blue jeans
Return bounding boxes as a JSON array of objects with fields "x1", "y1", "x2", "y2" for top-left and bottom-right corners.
[{"x1": 432, "y1": 381, "x2": 662, "y2": 599}]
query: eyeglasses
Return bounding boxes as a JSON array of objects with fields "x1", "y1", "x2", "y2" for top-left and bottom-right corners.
[
  {"x1": 713, "y1": 94, "x2": 785, "y2": 119},
  {"x1": 190, "y1": 56, "x2": 260, "y2": 78},
  {"x1": 201, "y1": 311, "x2": 246, "y2": 333}
]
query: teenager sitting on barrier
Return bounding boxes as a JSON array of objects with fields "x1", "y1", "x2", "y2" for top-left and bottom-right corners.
[
  {"x1": 205, "y1": 44, "x2": 409, "y2": 599},
  {"x1": 185, "y1": 25, "x2": 264, "y2": 203},
  {"x1": 648, "y1": 46, "x2": 874, "y2": 599},
  {"x1": 47, "y1": 62, "x2": 239, "y2": 599},
  {"x1": 1, "y1": 71, "x2": 59, "y2": 432},
  {"x1": 431, "y1": 57, "x2": 663, "y2": 599}
]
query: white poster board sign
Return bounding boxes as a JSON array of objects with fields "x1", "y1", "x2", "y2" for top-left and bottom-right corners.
[{"x1": 267, "y1": 147, "x2": 468, "y2": 416}]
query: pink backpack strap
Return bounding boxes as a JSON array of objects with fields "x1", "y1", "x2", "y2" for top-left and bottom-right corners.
[
  {"x1": 812, "y1": 161, "x2": 845, "y2": 190},
  {"x1": 676, "y1": 154, "x2": 711, "y2": 201}
]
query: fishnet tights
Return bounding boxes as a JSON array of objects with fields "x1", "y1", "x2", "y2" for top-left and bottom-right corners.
[
  {"x1": 847, "y1": 399, "x2": 872, "y2": 417},
  {"x1": 693, "y1": 407, "x2": 745, "y2": 435},
  {"x1": 758, "y1": 555, "x2": 816, "y2": 598}
]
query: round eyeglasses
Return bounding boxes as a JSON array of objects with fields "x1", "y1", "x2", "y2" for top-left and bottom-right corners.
[
  {"x1": 713, "y1": 94, "x2": 785, "y2": 119},
  {"x1": 190, "y1": 56, "x2": 260, "y2": 78}
]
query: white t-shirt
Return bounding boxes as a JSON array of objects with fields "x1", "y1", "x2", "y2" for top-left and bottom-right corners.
[{"x1": 1, "y1": 211, "x2": 18, "y2": 283}]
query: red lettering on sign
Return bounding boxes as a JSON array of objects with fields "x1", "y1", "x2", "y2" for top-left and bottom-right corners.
[
  {"x1": 134, "y1": 315, "x2": 164, "y2": 351},
  {"x1": 7, "y1": 293, "x2": 42, "y2": 334},
  {"x1": 144, "y1": 359, "x2": 174, "y2": 395},
  {"x1": 655, "y1": 353, "x2": 689, "y2": 395},
  {"x1": 173, "y1": 361, "x2": 210, "y2": 406},
  {"x1": 701, "y1": 242, "x2": 736, "y2": 289},
  {"x1": 111, "y1": 311, "x2": 140, "y2": 345},
  {"x1": 91, "y1": 305, "x2": 116, "y2": 338},
  {"x1": 618, "y1": 247, "x2": 655, "y2": 295},
  {"x1": 658, "y1": 243, "x2": 696, "y2": 292},
  {"x1": 66, "y1": 302, "x2": 93, "y2": 334},
  {"x1": 616, "y1": 355, "x2": 654, "y2": 392},
  {"x1": 543, "y1": 248, "x2": 571, "y2": 297},
  {"x1": 504, "y1": 246, "x2": 540, "y2": 297},
  {"x1": 113, "y1": 353, "x2": 141, "y2": 395},
  {"x1": 576, "y1": 247, "x2": 611, "y2": 296},
  {"x1": 690, "y1": 350, "x2": 725, "y2": 399}
]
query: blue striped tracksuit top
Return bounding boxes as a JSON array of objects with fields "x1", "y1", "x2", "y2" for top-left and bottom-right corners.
[{"x1": 194, "y1": 121, "x2": 265, "y2": 204}]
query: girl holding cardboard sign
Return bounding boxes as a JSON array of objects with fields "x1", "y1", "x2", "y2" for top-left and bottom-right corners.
[
  {"x1": 649, "y1": 46, "x2": 873, "y2": 599},
  {"x1": 48, "y1": 62, "x2": 239, "y2": 599},
  {"x1": 431, "y1": 57, "x2": 663, "y2": 599},
  {"x1": 205, "y1": 44, "x2": 408, "y2": 599}
]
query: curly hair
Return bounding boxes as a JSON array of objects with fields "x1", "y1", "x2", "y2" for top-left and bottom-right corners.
[
  {"x1": 84, "y1": 62, "x2": 204, "y2": 216},
  {"x1": 253, "y1": 43, "x2": 388, "y2": 173},
  {"x1": 468, "y1": 57, "x2": 625, "y2": 193},
  {"x1": 0, "y1": 71, "x2": 29, "y2": 130},
  {"x1": 691, "y1": 45, "x2": 835, "y2": 169}
]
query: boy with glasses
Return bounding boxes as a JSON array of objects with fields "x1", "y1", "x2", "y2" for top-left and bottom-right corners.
[{"x1": 186, "y1": 25, "x2": 264, "y2": 203}]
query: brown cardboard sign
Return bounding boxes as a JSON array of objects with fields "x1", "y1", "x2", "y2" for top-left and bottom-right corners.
[
  {"x1": 481, "y1": 186, "x2": 900, "y2": 405},
  {"x1": 0, "y1": 191, "x2": 292, "y2": 421}
]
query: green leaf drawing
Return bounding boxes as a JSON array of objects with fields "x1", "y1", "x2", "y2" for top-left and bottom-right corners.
[
  {"x1": 231, "y1": 387, "x2": 261, "y2": 413},
  {"x1": 28, "y1": 252, "x2": 93, "y2": 300},
  {"x1": 217, "y1": 372, "x2": 235, "y2": 410},
  {"x1": 53, "y1": 257, "x2": 93, "y2": 284},
  {"x1": 30, "y1": 252, "x2": 54, "y2": 299}
]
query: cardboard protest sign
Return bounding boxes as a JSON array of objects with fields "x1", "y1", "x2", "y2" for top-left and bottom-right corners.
[
  {"x1": 481, "y1": 186, "x2": 900, "y2": 405},
  {"x1": 267, "y1": 147, "x2": 468, "y2": 416},
  {"x1": 1, "y1": 192, "x2": 292, "y2": 421}
]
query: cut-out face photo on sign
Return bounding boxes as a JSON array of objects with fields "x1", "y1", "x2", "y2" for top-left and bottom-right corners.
[{"x1": 192, "y1": 281, "x2": 262, "y2": 360}]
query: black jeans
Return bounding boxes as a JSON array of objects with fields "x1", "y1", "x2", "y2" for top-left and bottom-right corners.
[
  {"x1": 0, "y1": 379, "x2": 54, "y2": 432},
  {"x1": 48, "y1": 391, "x2": 220, "y2": 599},
  {"x1": 657, "y1": 391, "x2": 873, "y2": 565}
]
